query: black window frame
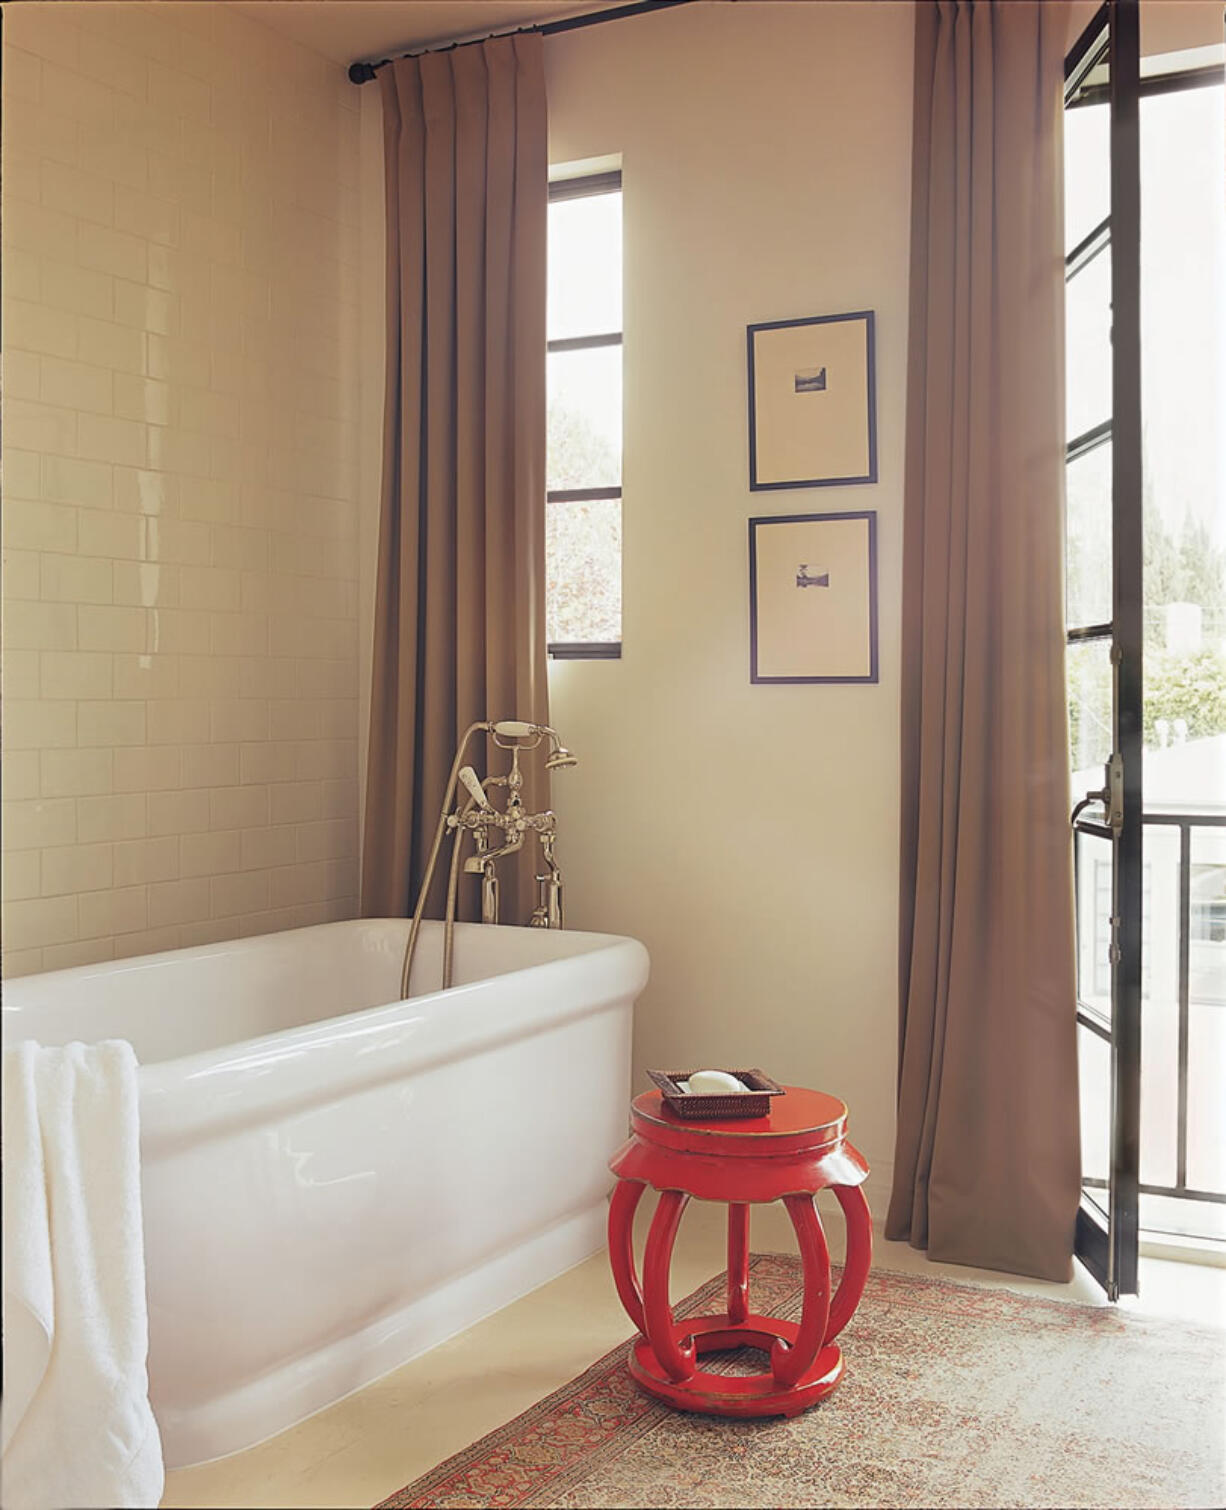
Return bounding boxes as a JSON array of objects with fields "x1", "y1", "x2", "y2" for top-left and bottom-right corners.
[
  {"x1": 1065, "y1": 12, "x2": 1226, "y2": 1289},
  {"x1": 546, "y1": 170, "x2": 623, "y2": 661}
]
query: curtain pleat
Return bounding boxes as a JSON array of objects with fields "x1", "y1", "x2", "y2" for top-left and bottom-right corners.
[
  {"x1": 362, "y1": 36, "x2": 549, "y2": 923},
  {"x1": 887, "y1": 0, "x2": 1082, "y2": 1283}
]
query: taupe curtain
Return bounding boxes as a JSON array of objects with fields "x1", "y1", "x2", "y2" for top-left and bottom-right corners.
[
  {"x1": 887, "y1": 0, "x2": 1081, "y2": 1282},
  {"x1": 362, "y1": 36, "x2": 550, "y2": 923}
]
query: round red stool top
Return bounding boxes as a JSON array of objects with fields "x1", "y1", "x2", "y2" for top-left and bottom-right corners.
[{"x1": 611, "y1": 1087, "x2": 868, "y2": 1203}]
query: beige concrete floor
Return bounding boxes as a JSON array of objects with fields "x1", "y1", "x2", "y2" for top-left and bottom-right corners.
[{"x1": 161, "y1": 1197, "x2": 1226, "y2": 1510}]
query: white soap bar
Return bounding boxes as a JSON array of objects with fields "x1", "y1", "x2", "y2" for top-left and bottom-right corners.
[{"x1": 686, "y1": 1069, "x2": 748, "y2": 1095}]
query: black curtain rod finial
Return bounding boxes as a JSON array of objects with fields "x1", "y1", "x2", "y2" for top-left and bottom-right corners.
[{"x1": 349, "y1": 61, "x2": 379, "y2": 85}]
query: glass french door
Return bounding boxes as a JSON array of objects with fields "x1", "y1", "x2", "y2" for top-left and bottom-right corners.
[{"x1": 1064, "y1": 0, "x2": 1143, "y2": 1300}]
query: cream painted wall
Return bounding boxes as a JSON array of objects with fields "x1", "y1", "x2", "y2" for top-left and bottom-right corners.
[
  {"x1": 1, "y1": 2, "x2": 363, "y2": 973},
  {"x1": 543, "y1": 0, "x2": 915, "y2": 1202}
]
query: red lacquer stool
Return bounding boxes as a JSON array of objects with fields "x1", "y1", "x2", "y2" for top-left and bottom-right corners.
[{"x1": 607, "y1": 1086, "x2": 871, "y2": 1418}]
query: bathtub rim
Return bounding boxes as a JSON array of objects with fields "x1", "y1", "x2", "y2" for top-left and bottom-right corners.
[
  {"x1": 3, "y1": 919, "x2": 651, "y2": 1153},
  {"x1": 1, "y1": 915, "x2": 633, "y2": 1011}
]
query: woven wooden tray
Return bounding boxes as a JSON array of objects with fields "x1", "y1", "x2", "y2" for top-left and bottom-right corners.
[{"x1": 648, "y1": 1068, "x2": 784, "y2": 1120}]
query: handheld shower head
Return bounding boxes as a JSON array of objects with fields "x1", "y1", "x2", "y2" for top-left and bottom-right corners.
[{"x1": 490, "y1": 719, "x2": 577, "y2": 771}]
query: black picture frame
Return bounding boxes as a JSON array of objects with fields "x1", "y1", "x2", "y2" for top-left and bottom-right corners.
[
  {"x1": 748, "y1": 510, "x2": 879, "y2": 684},
  {"x1": 747, "y1": 311, "x2": 878, "y2": 490}
]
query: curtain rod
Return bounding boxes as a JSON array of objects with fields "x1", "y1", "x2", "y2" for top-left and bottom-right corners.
[{"x1": 348, "y1": 0, "x2": 698, "y2": 84}]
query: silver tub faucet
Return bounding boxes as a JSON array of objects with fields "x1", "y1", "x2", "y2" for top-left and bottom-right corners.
[{"x1": 399, "y1": 720, "x2": 577, "y2": 998}]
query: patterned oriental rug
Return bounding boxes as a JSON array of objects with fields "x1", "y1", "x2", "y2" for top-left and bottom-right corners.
[{"x1": 376, "y1": 1253, "x2": 1226, "y2": 1510}]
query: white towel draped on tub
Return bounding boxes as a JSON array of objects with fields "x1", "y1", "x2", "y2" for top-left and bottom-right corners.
[{"x1": 1, "y1": 1041, "x2": 164, "y2": 1510}]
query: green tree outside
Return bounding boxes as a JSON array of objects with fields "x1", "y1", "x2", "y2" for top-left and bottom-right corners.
[
  {"x1": 546, "y1": 404, "x2": 621, "y2": 643},
  {"x1": 1067, "y1": 504, "x2": 1226, "y2": 767}
]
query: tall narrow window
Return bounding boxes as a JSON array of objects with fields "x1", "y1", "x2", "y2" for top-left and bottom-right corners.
[{"x1": 546, "y1": 171, "x2": 622, "y2": 658}]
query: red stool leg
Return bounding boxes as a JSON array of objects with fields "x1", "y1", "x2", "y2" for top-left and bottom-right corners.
[
  {"x1": 727, "y1": 1203, "x2": 750, "y2": 1324},
  {"x1": 607, "y1": 1179, "x2": 647, "y2": 1334},
  {"x1": 824, "y1": 1183, "x2": 872, "y2": 1344},
  {"x1": 642, "y1": 1190, "x2": 696, "y2": 1382},
  {"x1": 771, "y1": 1193, "x2": 832, "y2": 1389}
]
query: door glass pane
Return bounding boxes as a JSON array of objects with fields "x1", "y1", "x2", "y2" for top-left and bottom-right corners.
[
  {"x1": 1065, "y1": 97, "x2": 1109, "y2": 254},
  {"x1": 1140, "y1": 823, "x2": 1180, "y2": 1187},
  {"x1": 1067, "y1": 248, "x2": 1113, "y2": 443},
  {"x1": 547, "y1": 346, "x2": 622, "y2": 491},
  {"x1": 1068, "y1": 637, "x2": 1114, "y2": 782},
  {"x1": 547, "y1": 191, "x2": 622, "y2": 342},
  {"x1": 1187, "y1": 826, "x2": 1226, "y2": 1194},
  {"x1": 1078, "y1": 1021, "x2": 1111, "y2": 1203},
  {"x1": 1140, "y1": 83, "x2": 1226, "y2": 818},
  {"x1": 1066, "y1": 438, "x2": 1113, "y2": 628},
  {"x1": 1138, "y1": 1191, "x2": 1226, "y2": 1242},
  {"x1": 1189, "y1": 828, "x2": 1226, "y2": 1010},
  {"x1": 1075, "y1": 829, "x2": 1113, "y2": 1021},
  {"x1": 545, "y1": 498, "x2": 622, "y2": 645}
]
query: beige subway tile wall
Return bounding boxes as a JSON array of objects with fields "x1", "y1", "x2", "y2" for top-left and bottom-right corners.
[{"x1": 1, "y1": 2, "x2": 363, "y2": 974}]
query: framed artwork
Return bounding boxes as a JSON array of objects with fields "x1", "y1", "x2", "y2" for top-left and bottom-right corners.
[
  {"x1": 747, "y1": 311, "x2": 877, "y2": 489},
  {"x1": 748, "y1": 510, "x2": 878, "y2": 684}
]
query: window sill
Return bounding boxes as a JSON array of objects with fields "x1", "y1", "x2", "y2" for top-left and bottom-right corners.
[{"x1": 548, "y1": 642, "x2": 621, "y2": 661}]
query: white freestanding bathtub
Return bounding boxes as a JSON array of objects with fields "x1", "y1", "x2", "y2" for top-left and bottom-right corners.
[{"x1": 1, "y1": 918, "x2": 649, "y2": 1468}]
